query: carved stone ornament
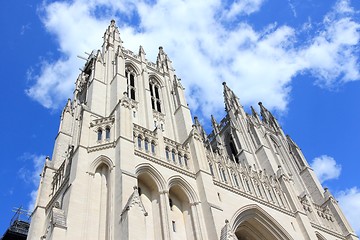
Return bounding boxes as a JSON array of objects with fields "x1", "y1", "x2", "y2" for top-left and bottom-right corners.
[
  {"x1": 121, "y1": 186, "x2": 148, "y2": 217},
  {"x1": 220, "y1": 220, "x2": 237, "y2": 240}
]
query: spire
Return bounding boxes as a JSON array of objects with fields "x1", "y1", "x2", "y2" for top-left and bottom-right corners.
[
  {"x1": 211, "y1": 115, "x2": 220, "y2": 134},
  {"x1": 103, "y1": 19, "x2": 122, "y2": 49},
  {"x1": 156, "y1": 46, "x2": 173, "y2": 72},
  {"x1": 194, "y1": 116, "x2": 208, "y2": 141},
  {"x1": 64, "y1": 98, "x2": 73, "y2": 114},
  {"x1": 138, "y1": 45, "x2": 146, "y2": 57},
  {"x1": 222, "y1": 82, "x2": 241, "y2": 112},
  {"x1": 251, "y1": 106, "x2": 257, "y2": 117},
  {"x1": 258, "y1": 102, "x2": 280, "y2": 130}
]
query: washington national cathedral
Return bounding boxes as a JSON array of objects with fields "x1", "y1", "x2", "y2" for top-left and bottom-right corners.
[{"x1": 27, "y1": 20, "x2": 358, "y2": 240}]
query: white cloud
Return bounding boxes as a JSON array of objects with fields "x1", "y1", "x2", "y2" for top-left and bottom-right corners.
[
  {"x1": 18, "y1": 153, "x2": 46, "y2": 211},
  {"x1": 224, "y1": 0, "x2": 265, "y2": 19},
  {"x1": 336, "y1": 187, "x2": 360, "y2": 235},
  {"x1": 26, "y1": 0, "x2": 360, "y2": 119},
  {"x1": 310, "y1": 155, "x2": 341, "y2": 183}
]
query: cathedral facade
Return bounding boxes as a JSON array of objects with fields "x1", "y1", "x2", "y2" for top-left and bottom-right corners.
[{"x1": 27, "y1": 20, "x2": 358, "y2": 240}]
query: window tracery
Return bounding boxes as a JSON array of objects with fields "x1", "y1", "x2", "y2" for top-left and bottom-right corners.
[
  {"x1": 125, "y1": 67, "x2": 136, "y2": 100},
  {"x1": 149, "y1": 78, "x2": 162, "y2": 112}
]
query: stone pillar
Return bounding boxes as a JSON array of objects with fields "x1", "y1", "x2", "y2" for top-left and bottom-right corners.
[
  {"x1": 159, "y1": 190, "x2": 172, "y2": 240},
  {"x1": 190, "y1": 202, "x2": 203, "y2": 240}
]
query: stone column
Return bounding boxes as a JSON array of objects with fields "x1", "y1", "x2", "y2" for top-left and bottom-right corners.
[
  {"x1": 159, "y1": 190, "x2": 172, "y2": 240},
  {"x1": 190, "y1": 202, "x2": 203, "y2": 240}
]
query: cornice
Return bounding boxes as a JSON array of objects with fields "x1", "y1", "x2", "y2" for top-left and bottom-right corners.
[
  {"x1": 213, "y1": 180, "x2": 294, "y2": 217},
  {"x1": 134, "y1": 150, "x2": 195, "y2": 179},
  {"x1": 311, "y1": 222, "x2": 345, "y2": 239}
]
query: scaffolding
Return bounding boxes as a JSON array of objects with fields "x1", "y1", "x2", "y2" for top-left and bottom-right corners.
[{"x1": 1, "y1": 207, "x2": 31, "y2": 240}]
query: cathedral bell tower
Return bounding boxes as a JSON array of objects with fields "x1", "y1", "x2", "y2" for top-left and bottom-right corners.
[{"x1": 28, "y1": 20, "x2": 358, "y2": 240}]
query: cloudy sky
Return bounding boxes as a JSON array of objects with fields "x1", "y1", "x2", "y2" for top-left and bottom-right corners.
[{"x1": 0, "y1": 0, "x2": 359, "y2": 236}]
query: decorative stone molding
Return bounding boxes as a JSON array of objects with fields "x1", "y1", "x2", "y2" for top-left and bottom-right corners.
[
  {"x1": 220, "y1": 220, "x2": 236, "y2": 240},
  {"x1": 121, "y1": 186, "x2": 148, "y2": 217}
]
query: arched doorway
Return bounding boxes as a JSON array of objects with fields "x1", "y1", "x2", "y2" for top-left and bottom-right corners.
[
  {"x1": 226, "y1": 205, "x2": 293, "y2": 240},
  {"x1": 168, "y1": 184, "x2": 194, "y2": 240},
  {"x1": 137, "y1": 172, "x2": 163, "y2": 240}
]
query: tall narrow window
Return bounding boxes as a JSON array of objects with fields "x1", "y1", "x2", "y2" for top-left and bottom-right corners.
[
  {"x1": 222, "y1": 168, "x2": 227, "y2": 182},
  {"x1": 233, "y1": 174, "x2": 239, "y2": 187},
  {"x1": 172, "y1": 150, "x2": 176, "y2": 163},
  {"x1": 105, "y1": 127, "x2": 110, "y2": 140},
  {"x1": 166, "y1": 148, "x2": 170, "y2": 160},
  {"x1": 178, "y1": 154, "x2": 182, "y2": 165},
  {"x1": 138, "y1": 135, "x2": 142, "y2": 149},
  {"x1": 245, "y1": 179, "x2": 251, "y2": 192},
  {"x1": 172, "y1": 221, "x2": 176, "y2": 232},
  {"x1": 229, "y1": 136, "x2": 239, "y2": 163},
  {"x1": 149, "y1": 79, "x2": 162, "y2": 112},
  {"x1": 97, "y1": 129, "x2": 102, "y2": 141},
  {"x1": 125, "y1": 68, "x2": 136, "y2": 100},
  {"x1": 144, "y1": 138, "x2": 149, "y2": 151},
  {"x1": 151, "y1": 141, "x2": 156, "y2": 154}
]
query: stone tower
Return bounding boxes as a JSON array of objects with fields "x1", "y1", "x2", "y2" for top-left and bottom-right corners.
[{"x1": 27, "y1": 20, "x2": 358, "y2": 240}]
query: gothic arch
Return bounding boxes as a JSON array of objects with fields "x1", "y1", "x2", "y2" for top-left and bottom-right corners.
[
  {"x1": 135, "y1": 163, "x2": 166, "y2": 191},
  {"x1": 148, "y1": 74, "x2": 164, "y2": 87},
  {"x1": 230, "y1": 204, "x2": 293, "y2": 240},
  {"x1": 269, "y1": 134, "x2": 281, "y2": 148},
  {"x1": 125, "y1": 62, "x2": 140, "y2": 75},
  {"x1": 315, "y1": 232, "x2": 327, "y2": 240},
  {"x1": 89, "y1": 155, "x2": 114, "y2": 174},
  {"x1": 87, "y1": 157, "x2": 112, "y2": 239},
  {"x1": 168, "y1": 175, "x2": 199, "y2": 204}
]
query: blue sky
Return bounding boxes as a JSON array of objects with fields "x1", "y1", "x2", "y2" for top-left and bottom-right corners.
[{"x1": 0, "y1": 0, "x2": 359, "y2": 236}]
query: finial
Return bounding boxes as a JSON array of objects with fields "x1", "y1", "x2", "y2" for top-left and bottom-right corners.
[
  {"x1": 222, "y1": 82, "x2": 226, "y2": 86},
  {"x1": 258, "y1": 102, "x2": 263, "y2": 106}
]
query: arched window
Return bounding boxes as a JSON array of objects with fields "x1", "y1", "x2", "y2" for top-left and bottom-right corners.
[
  {"x1": 219, "y1": 166, "x2": 227, "y2": 182},
  {"x1": 172, "y1": 150, "x2": 176, "y2": 164},
  {"x1": 125, "y1": 68, "x2": 136, "y2": 100},
  {"x1": 97, "y1": 129, "x2": 102, "y2": 141},
  {"x1": 184, "y1": 154, "x2": 189, "y2": 168},
  {"x1": 165, "y1": 147, "x2": 170, "y2": 160},
  {"x1": 245, "y1": 178, "x2": 251, "y2": 192},
  {"x1": 144, "y1": 138, "x2": 149, "y2": 151},
  {"x1": 229, "y1": 136, "x2": 239, "y2": 163},
  {"x1": 138, "y1": 135, "x2": 142, "y2": 149},
  {"x1": 149, "y1": 78, "x2": 162, "y2": 112},
  {"x1": 151, "y1": 141, "x2": 156, "y2": 154},
  {"x1": 233, "y1": 173, "x2": 239, "y2": 188},
  {"x1": 178, "y1": 154, "x2": 182, "y2": 165},
  {"x1": 105, "y1": 127, "x2": 110, "y2": 140}
]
